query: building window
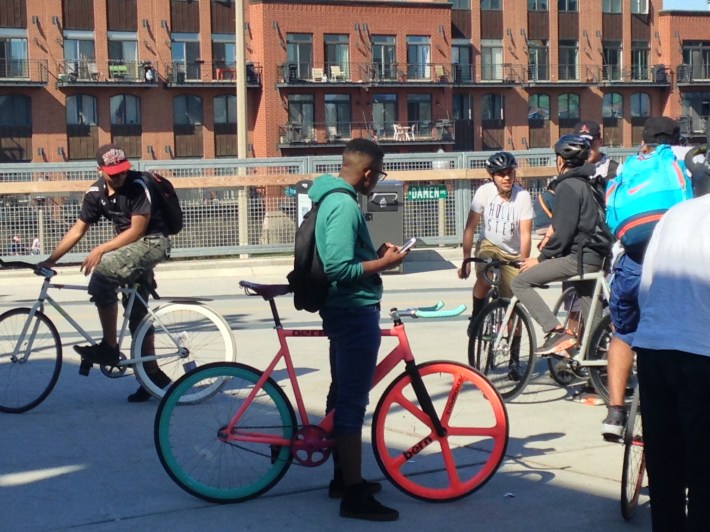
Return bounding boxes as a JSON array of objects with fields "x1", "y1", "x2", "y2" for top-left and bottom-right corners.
[
  {"x1": 325, "y1": 34, "x2": 349, "y2": 80},
  {"x1": 212, "y1": 34, "x2": 236, "y2": 78},
  {"x1": 407, "y1": 94, "x2": 432, "y2": 136},
  {"x1": 325, "y1": 94, "x2": 351, "y2": 141},
  {"x1": 452, "y1": 42, "x2": 472, "y2": 82},
  {"x1": 630, "y1": 92, "x2": 650, "y2": 118},
  {"x1": 371, "y1": 35, "x2": 396, "y2": 80},
  {"x1": 528, "y1": 93, "x2": 550, "y2": 148},
  {"x1": 632, "y1": 42, "x2": 649, "y2": 80},
  {"x1": 481, "y1": 0, "x2": 501, "y2": 10},
  {"x1": 449, "y1": 0, "x2": 470, "y2": 9},
  {"x1": 558, "y1": 93, "x2": 580, "y2": 120},
  {"x1": 603, "y1": 41, "x2": 622, "y2": 81},
  {"x1": 288, "y1": 94, "x2": 314, "y2": 142},
  {"x1": 172, "y1": 33, "x2": 201, "y2": 81},
  {"x1": 528, "y1": 0, "x2": 548, "y2": 11},
  {"x1": 528, "y1": 40, "x2": 549, "y2": 81},
  {"x1": 481, "y1": 93, "x2": 504, "y2": 121},
  {"x1": 287, "y1": 33, "x2": 313, "y2": 81},
  {"x1": 682, "y1": 42, "x2": 710, "y2": 81},
  {"x1": 66, "y1": 94, "x2": 97, "y2": 125},
  {"x1": 630, "y1": 0, "x2": 648, "y2": 14},
  {"x1": 372, "y1": 93, "x2": 397, "y2": 139},
  {"x1": 681, "y1": 92, "x2": 710, "y2": 134},
  {"x1": 0, "y1": 32, "x2": 28, "y2": 78},
  {"x1": 406, "y1": 36, "x2": 431, "y2": 80},
  {"x1": 63, "y1": 33, "x2": 96, "y2": 80},
  {"x1": 559, "y1": 40, "x2": 578, "y2": 80},
  {"x1": 602, "y1": 0, "x2": 622, "y2": 13},
  {"x1": 173, "y1": 94, "x2": 203, "y2": 157},
  {"x1": 481, "y1": 93, "x2": 505, "y2": 150},
  {"x1": 481, "y1": 39, "x2": 503, "y2": 81},
  {"x1": 528, "y1": 94, "x2": 549, "y2": 120},
  {"x1": 214, "y1": 94, "x2": 237, "y2": 157},
  {"x1": 603, "y1": 92, "x2": 623, "y2": 118},
  {"x1": 0, "y1": 93, "x2": 31, "y2": 162},
  {"x1": 558, "y1": 0, "x2": 578, "y2": 12},
  {"x1": 108, "y1": 32, "x2": 138, "y2": 80},
  {"x1": 453, "y1": 94, "x2": 471, "y2": 120},
  {"x1": 110, "y1": 94, "x2": 140, "y2": 125}
]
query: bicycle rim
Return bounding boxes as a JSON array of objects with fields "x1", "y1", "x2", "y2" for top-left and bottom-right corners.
[
  {"x1": 621, "y1": 392, "x2": 645, "y2": 520},
  {"x1": 474, "y1": 300, "x2": 535, "y2": 402},
  {"x1": 587, "y1": 315, "x2": 613, "y2": 405},
  {"x1": 0, "y1": 308, "x2": 62, "y2": 414},
  {"x1": 372, "y1": 361, "x2": 508, "y2": 501},
  {"x1": 133, "y1": 303, "x2": 236, "y2": 402},
  {"x1": 548, "y1": 288, "x2": 587, "y2": 386},
  {"x1": 155, "y1": 362, "x2": 296, "y2": 503}
]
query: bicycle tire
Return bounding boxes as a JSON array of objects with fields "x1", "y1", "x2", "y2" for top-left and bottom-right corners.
[
  {"x1": 132, "y1": 303, "x2": 237, "y2": 402},
  {"x1": 587, "y1": 315, "x2": 614, "y2": 405},
  {"x1": 470, "y1": 299, "x2": 536, "y2": 402},
  {"x1": 154, "y1": 362, "x2": 297, "y2": 503},
  {"x1": 621, "y1": 388, "x2": 645, "y2": 520},
  {"x1": 0, "y1": 308, "x2": 62, "y2": 414},
  {"x1": 372, "y1": 361, "x2": 509, "y2": 501},
  {"x1": 547, "y1": 287, "x2": 588, "y2": 386}
]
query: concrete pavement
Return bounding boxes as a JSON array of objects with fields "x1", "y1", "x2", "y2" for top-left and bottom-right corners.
[{"x1": 0, "y1": 248, "x2": 651, "y2": 531}]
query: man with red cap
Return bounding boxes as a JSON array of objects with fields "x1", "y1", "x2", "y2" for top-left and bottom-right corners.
[{"x1": 38, "y1": 144, "x2": 173, "y2": 402}]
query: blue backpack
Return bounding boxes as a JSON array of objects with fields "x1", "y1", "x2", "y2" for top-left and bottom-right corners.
[{"x1": 606, "y1": 145, "x2": 692, "y2": 247}]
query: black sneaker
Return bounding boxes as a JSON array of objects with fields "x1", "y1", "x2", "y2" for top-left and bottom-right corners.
[
  {"x1": 467, "y1": 316, "x2": 476, "y2": 337},
  {"x1": 127, "y1": 370, "x2": 172, "y2": 403},
  {"x1": 507, "y1": 362, "x2": 521, "y2": 382},
  {"x1": 602, "y1": 406, "x2": 627, "y2": 442},
  {"x1": 340, "y1": 485, "x2": 398, "y2": 522},
  {"x1": 535, "y1": 329, "x2": 577, "y2": 356},
  {"x1": 329, "y1": 478, "x2": 382, "y2": 499},
  {"x1": 74, "y1": 340, "x2": 120, "y2": 367}
]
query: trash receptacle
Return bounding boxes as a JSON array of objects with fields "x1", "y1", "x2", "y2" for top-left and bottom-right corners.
[{"x1": 360, "y1": 181, "x2": 405, "y2": 273}]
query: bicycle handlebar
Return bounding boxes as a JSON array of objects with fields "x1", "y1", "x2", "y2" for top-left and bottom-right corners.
[
  {"x1": 391, "y1": 301, "x2": 467, "y2": 320},
  {"x1": 0, "y1": 258, "x2": 56, "y2": 279},
  {"x1": 461, "y1": 257, "x2": 522, "y2": 270}
]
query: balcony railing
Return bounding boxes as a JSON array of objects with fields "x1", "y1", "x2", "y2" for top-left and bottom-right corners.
[
  {"x1": 278, "y1": 120, "x2": 456, "y2": 146},
  {"x1": 676, "y1": 63, "x2": 710, "y2": 84},
  {"x1": 166, "y1": 61, "x2": 262, "y2": 85},
  {"x1": 56, "y1": 60, "x2": 159, "y2": 84},
  {"x1": 277, "y1": 62, "x2": 456, "y2": 84},
  {"x1": 678, "y1": 115, "x2": 709, "y2": 136},
  {"x1": 0, "y1": 59, "x2": 49, "y2": 84},
  {"x1": 598, "y1": 64, "x2": 669, "y2": 84}
]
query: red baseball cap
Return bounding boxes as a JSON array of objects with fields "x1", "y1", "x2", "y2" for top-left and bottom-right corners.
[{"x1": 96, "y1": 144, "x2": 131, "y2": 176}]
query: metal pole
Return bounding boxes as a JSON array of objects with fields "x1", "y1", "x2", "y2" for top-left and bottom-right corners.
[{"x1": 235, "y1": 0, "x2": 249, "y2": 253}]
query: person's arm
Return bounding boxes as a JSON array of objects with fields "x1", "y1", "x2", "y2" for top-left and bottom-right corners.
[
  {"x1": 540, "y1": 183, "x2": 580, "y2": 260},
  {"x1": 81, "y1": 213, "x2": 149, "y2": 275},
  {"x1": 458, "y1": 210, "x2": 481, "y2": 279},
  {"x1": 39, "y1": 219, "x2": 90, "y2": 267},
  {"x1": 518, "y1": 218, "x2": 532, "y2": 259},
  {"x1": 361, "y1": 244, "x2": 406, "y2": 276}
]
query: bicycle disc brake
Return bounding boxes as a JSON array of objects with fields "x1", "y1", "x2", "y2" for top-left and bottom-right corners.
[
  {"x1": 291, "y1": 425, "x2": 332, "y2": 467},
  {"x1": 100, "y1": 352, "x2": 128, "y2": 378}
]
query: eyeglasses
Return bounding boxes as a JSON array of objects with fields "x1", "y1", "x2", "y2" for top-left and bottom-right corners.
[{"x1": 375, "y1": 170, "x2": 388, "y2": 181}]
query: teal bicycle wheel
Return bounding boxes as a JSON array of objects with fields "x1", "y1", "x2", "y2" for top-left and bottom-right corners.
[{"x1": 154, "y1": 362, "x2": 296, "y2": 503}]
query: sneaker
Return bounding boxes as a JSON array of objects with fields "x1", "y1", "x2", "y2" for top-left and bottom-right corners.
[
  {"x1": 74, "y1": 340, "x2": 120, "y2": 367},
  {"x1": 467, "y1": 316, "x2": 476, "y2": 337},
  {"x1": 329, "y1": 478, "x2": 382, "y2": 499},
  {"x1": 535, "y1": 329, "x2": 577, "y2": 356},
  {"x1": 602, "y1": 406, "x2": 627, "y2": 442},
  {"x1": 340, "y1": 485, "x2": 398, "y2": 522},
  {"x1": 507, "y1": 361, "x2": 521, "y2": 382},
  {"x1": 127, "y1": 370, "x2": 172, "y2": 403}
]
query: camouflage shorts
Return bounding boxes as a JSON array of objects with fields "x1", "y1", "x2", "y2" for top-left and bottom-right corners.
[{"x1": 88, "y1": 235, "x2": 171, "y2": 306}]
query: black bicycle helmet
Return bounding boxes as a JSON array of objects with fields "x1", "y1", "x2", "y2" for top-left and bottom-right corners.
[
  {"x1": 484, "y1": 151, "x2": 518, "y2": 175},
  {"x1": 554, "y1": 134, "x2": 590, "y2": 167}
]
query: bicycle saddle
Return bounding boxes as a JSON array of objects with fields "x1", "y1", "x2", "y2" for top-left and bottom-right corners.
[{"x1": 239, "y1": 280, "x2": 292, "y2": 299}]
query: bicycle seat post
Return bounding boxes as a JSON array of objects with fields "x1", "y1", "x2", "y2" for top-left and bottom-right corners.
[{"x1": 268, "y1": 298, "x2": 283, "y2": 328}]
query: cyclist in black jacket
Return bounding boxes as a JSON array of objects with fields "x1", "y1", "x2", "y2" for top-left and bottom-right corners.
[{"x1": 511, "y1": 135, "x2": 611, "y2": 356}]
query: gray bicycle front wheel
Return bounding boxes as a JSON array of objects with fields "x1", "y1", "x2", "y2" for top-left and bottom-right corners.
[{"x1": 0, "y1": 308, "x2": 62, "y2": 413}]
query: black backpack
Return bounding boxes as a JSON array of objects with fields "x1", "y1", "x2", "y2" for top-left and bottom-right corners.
[
  {"x1": 143, "y1": 172, "x2": 184, "y2": 235},
  {"x1": 287, "y1": 189, "x2": 353, "y2": 312}
]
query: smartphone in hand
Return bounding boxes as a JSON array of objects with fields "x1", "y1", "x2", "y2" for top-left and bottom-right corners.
[{"x1": 399, "y1": 237, "x2": 417, "y2": 253}]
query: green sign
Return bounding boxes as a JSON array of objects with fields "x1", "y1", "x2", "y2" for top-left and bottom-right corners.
[{"x1": 407, "y1": 185, "x2": 448, "y2": 201}]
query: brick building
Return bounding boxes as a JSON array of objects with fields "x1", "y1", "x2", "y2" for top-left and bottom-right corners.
[{"x1": 1, "y1": 0, "x2": 710, "y2": 163}]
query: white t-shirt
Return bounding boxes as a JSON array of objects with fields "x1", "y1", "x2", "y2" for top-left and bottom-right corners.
[
  {"x1": 633, "y1": 194, "x2": 710, "y2": 357},
  {"x1": 471, "y1": 182, "x2": 534, "y2": 255}
]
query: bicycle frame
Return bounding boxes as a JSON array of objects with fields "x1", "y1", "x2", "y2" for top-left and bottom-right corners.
[
  {"x1": 223, "y1": 317, "x2": 446, "y2": 448},
  {"x1": 9, "y1": 274, "x2": 186, "y2": 368}
]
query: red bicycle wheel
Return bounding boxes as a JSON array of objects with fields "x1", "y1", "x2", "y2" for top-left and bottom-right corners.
[
  {"x1": 621, "y1": 390, "x2": 645, "y2": 520},
  {"x1": 372, "y1": 361, "x2": 508, "y2": 501}
]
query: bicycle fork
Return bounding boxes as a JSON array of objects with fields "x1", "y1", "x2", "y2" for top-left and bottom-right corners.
[{"x1": 404, "y1": 360, "x2": 447, "y2": 438}]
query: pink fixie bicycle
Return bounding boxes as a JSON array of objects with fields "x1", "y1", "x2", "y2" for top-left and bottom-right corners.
[{"x1": 154, "y1": 281, "x2": 509, "y2": 503}]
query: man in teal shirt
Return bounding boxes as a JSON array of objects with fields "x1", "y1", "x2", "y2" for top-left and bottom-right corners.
[{"x1": 309, "y1": 139, "x2": 406, "y2": 521}]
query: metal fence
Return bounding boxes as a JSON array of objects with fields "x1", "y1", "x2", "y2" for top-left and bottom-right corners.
[{"x1": 0, "y1": 148, "x2": 637, "y2": 261}]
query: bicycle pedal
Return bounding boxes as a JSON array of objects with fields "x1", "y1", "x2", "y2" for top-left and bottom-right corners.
[{"x1": 79, "y1": 359, "x2": 93, "y2": 376}]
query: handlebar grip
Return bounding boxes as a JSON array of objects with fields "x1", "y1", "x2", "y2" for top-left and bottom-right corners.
[
  {"x1": 414, "y1": 301, "x2": 444, "y2": 313},
  {"x1": 415, "y1": 304, "x2": 467, "y2": 319}
]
